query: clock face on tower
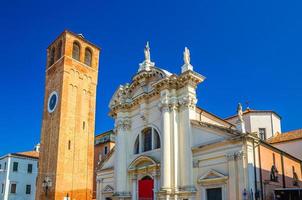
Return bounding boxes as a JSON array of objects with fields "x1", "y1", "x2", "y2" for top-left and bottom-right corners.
[{"x1": 47, "y1": 91, "x2": 58, "y2": 113}]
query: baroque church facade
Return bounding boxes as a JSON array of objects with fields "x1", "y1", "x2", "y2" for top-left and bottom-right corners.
[
  {"x1": 36, "y1": 31, "x2": 301, "y2": 200},
  {"x1": 96, "y1": 42, "x2": 302, "y2": 200}
]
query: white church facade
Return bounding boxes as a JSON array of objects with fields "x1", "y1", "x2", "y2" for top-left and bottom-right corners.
[{"x1": 96, "y1": 43, "x2": 302, "y2": 200}]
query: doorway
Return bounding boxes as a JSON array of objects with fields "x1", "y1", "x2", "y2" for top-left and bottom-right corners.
[
  {"x1": 206, "y1": 187, "x2": 222, "y2": 200},
  {"x1": 138, "y1": 176, "x2": 154, "y2": 200}
]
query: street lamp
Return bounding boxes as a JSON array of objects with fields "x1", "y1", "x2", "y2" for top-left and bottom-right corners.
[{"x1": 42, "y1": 176, "x2": 52, "y2": 198}]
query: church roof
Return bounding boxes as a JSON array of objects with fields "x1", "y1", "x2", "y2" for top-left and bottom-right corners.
[
  {"x1": 12, "y1": 151, "x2": 39, "y2": 159},
  {"x1": 196, "y1": 106, "x2": 235, "y2": 128},
  {"x1": 267, "y1": 129, "x2": 302, "y2": 144},
  {"x1": 224, "y1": 108, "x2": 281, "y2": 120},
  {"x1": 95, "y1": 130, "x2": 115, "y2": 144}
]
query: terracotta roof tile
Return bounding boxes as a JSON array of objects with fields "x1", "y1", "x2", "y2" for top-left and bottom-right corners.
[
  {"x1": 13, "y1": 151, "x2": 39, "y2": 159},
  {"x1": 268, "y1": 129, "x2": 302, "y2": 144}
]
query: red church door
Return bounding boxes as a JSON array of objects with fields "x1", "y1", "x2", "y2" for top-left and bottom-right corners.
[{"x1": 138, "y1": 176, "x2": 154, "y2": 200}]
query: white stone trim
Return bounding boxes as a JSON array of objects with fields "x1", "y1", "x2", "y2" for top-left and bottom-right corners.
[{"x1": 200, "y1": 184, "x2": 227, "y2": 200}]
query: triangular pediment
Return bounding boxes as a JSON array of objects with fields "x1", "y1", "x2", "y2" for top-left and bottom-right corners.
[
  {"x1": 103, "y1": 185, "x2": 114, "y2": 193},
  {"x1": 198, "y1": 169, "x2": 228, "y2": 184}
]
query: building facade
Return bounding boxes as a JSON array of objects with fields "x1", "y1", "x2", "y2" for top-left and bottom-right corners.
[
  {"x1": 0, "y1": 147, "x2": 39, "y2": 200},
  {"x1": 93, "y1": 131, "x2": 115, "y2": 199},
  {"x1": 268, "y1": 129, "x2": 302, "y2": 160},
  {"x1": 96, "y1": 44, "x2": 302, "y2": 200},
  {"x1": 36, "y1": 30, "x2": 100, "y2": 200}
]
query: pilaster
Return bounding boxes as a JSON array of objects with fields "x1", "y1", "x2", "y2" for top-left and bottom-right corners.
[
  {"x1": 114, "y1": 116, "x2": 131, "y2": 198},
  {"x1": 158, "y1": 90, "x2": 172, "y2": 192},
  {"x1": 178, "y1": 95, "x2": 197, "y2": 192}
]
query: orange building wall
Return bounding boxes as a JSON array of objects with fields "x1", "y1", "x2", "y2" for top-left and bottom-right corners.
[
  {"x1": 259, "y1": 144, "x2": 302, "y2": 200},
  {"x1": 92, "y1": 141, "x2": 115, "y2": 199},
  {"x1": 36, "y1": 31, "x2": 100, "y2": 200}
]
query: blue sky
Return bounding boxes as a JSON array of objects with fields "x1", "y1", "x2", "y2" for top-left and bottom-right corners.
[{"x1": 0, "y1": 0, "x2": 302, "y2": 155}]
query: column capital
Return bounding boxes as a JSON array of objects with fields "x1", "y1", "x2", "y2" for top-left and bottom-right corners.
[
  {"x1": 226, "y1": 150, "x2": 245, "y2": 161},
  {"x1": 178, "y1": 95, "x2": 197, "y2": 110},
  {"x1": 158, "y1": 101, "x2": 170, "y2": 112},
  {"x1": 115, "y1": 117, "x2": 131, "y2": 131}
]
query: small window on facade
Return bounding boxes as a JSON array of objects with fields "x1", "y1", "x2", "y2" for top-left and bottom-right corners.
[
  {"x1": 83, "y1": 121, "x2": 86, "y2": 130},
  {"x1": 0, "y1": 164, "x2": 1, "y2": 170},
  {"x1": 10, "y1": 183, "x2": 16, "y2": 194},
  {"x1": 154, "y1": 129, "x2": 160, "y2": 149},
  {"x1": 259, "y1": 128, "x2": 266, "y2": 140},
  {"x1": 134, "y1": 136, "x2": 139, "y2": 154},
  {"x1": 143, "y1": 128, "x2": 152, "y2": 152},
  {"x1": 13, "y1": 162, "x2": 18, "y2": 172},
  {"x1": 57, "y1": 41, "x2": 62, "y2": 59},
  {"x1": 84, "y1": 48, "x2": 92, "y2": 66},
  {"x1": 26, "y1": 185, "x2": 31, "y2": 194},
  {"x1": 68, "y1": 140, "x2": 71, "y2": 150},
  {"x1": 27, "y1": 164, "x2": 33, "y2": 173},
  {"x1": 104, "y1": 146, "x2": 108, "y2": 155},
  {"x1": 49, "y1": 47, "x2": 55, "y2": 66},
  {"x1": 1, "y1": 184, "x2": 4, "y2": 194},
  {"x1": 72, "y1": 42, "x2": 80, "y2": 61},
  {"x1": 4, "y1": 162, "x2": 6, "y2": 170}
]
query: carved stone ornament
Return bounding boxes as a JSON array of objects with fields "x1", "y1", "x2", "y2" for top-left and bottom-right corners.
[
  {"x1": 109, "y1": 84, "x2": 131, "y2": 109},
  {"x1": 226, "y1": 151, "x2": 245, "y2": 161},
  {"x1": 178, "y1": 95, "x2": 197, "y2": 110},
  {"x1": 115, "y1": 117, "x2": 131, "y2": 131}
]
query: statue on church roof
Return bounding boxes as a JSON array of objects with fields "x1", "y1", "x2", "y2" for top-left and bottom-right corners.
[
  {"x1": 138, "y1": 41, "x2": 155, "y2": 72},
  {"x1": 181, "y1": 47, "x2": 194, "y2": 73},
  {"x1": 144, "y1": 41, "x2": 151, "y2": 62},
  {"x1": 183, "y1": 47, "x2": 191, "y2": 65},
  {"x1": 237, "y1": 103, "x2": 243, "y2": 122}
]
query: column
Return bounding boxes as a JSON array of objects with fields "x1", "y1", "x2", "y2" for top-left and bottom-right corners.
[
  {"x1": 236, "y1": 151, "x2": 247, "y2": 200},
  {"x1": 132, "y1": 176, "x2": 137, "y2": 200},
  {"x1": 96, "y1": 179, "x2": 103, "y2": 200},
  {"x1": 159, "y1": 92, "x2": 172, "y2": 191},
  {"x1": 114, "y1": 117, "x2": 131, "y2": 197},
  {"x1": 227, "y1": 154, "x2": 237, "y2": 200},
  {"x1": 178, "y1": 95, "x2": 195, "y2": 191},
  {"x1": 153, "y1": 176, "x2": 157, "y2": 200},
  {"x1": 170, "y1": 94, "x2": 179, "y2": 191}
]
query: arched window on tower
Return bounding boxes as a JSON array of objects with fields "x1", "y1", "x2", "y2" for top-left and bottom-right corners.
[
  {"x1": 134, "y1": 127, "x2": 160, "y2": 154},
  {"x1": 84, "y1": 48, "x2": 92, "y2": 66},
  {"x1": 72, "y1": 41, "x2": 80, "y2": 61},
  {"x1": 49, "y1": 47, "x2": 55, "y2": 66},
  {"x1": 57, "y1": 40, "x2": 62, "y2": 60}
]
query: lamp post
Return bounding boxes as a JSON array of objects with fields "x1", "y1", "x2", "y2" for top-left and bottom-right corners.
[{"x1": 42, "y1": 176, "x2": 52, "y2": 199}]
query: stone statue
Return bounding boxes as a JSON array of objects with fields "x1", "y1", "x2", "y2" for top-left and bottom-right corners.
[
  {"x1": 183, "y1": 47, "x2": 190, "y2": 65},
  {"x1": 144, "y1": 41, "x2": 151, "y2": 62},
  {"x1": 237, "y1": 103, "x2": 243, "y2": 122}
]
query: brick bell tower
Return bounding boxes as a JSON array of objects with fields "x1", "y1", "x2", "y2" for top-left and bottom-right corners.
[{"x1": 36, "y1": 30, "x2": 100, "y2": 200}]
